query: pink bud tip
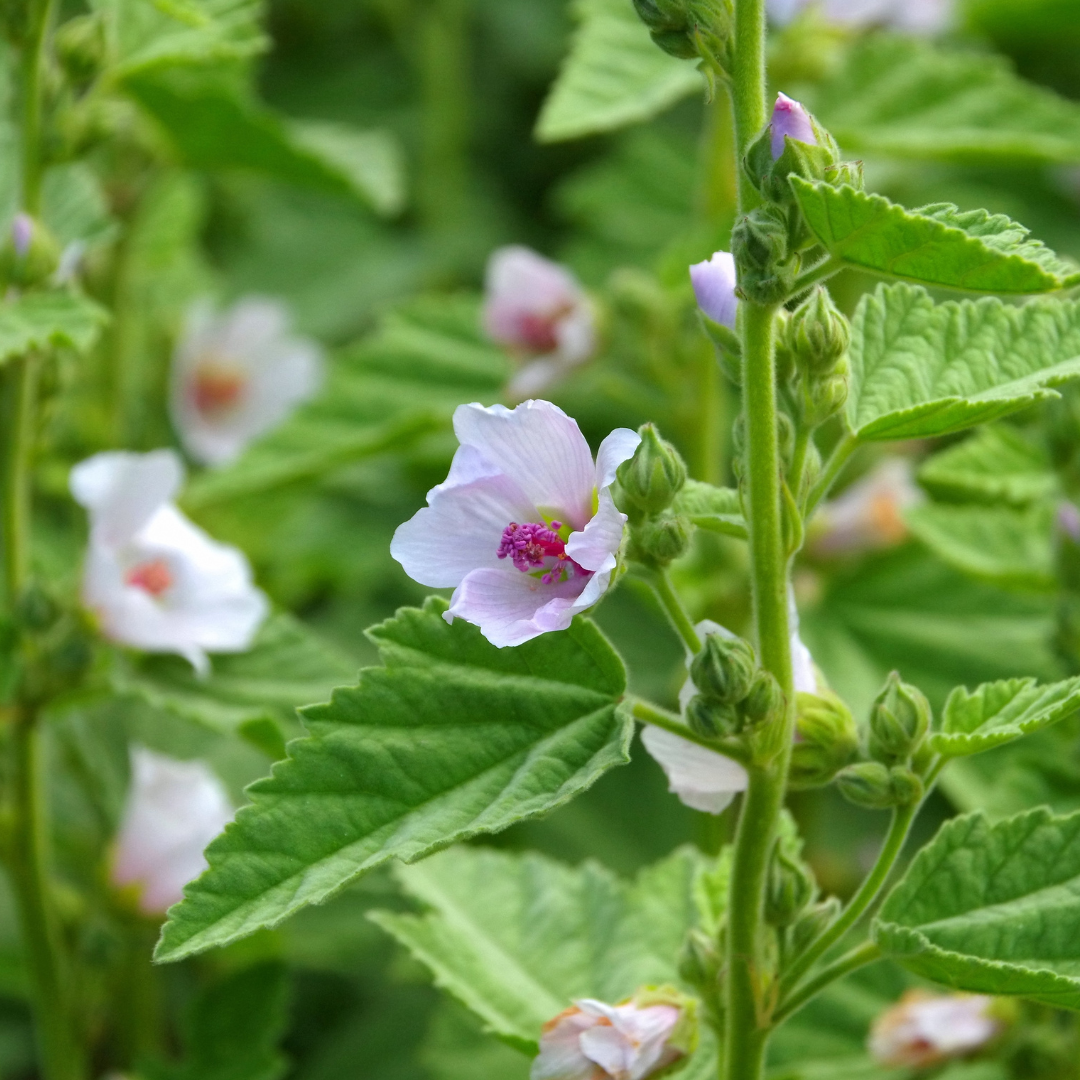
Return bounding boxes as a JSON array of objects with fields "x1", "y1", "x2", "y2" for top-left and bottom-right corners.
[
  {"x1": 771, "y1": 93, "x2": 817, "y2": 160},
  {"x1": 11, "y1": 213, "x2": 33, "y2": 257},
  {"x1": 689, "y1": 251, "x2": 738, "y2": 329}
]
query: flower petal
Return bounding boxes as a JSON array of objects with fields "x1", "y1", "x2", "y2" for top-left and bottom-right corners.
[
  {"x1": 565, "y1": 488, "x2": 626, "y2": 574},
  {"x1": 641, "y1": 726, "x2": 748, "y2": 814},
  {"x1": 594, "y1": 427, "x2": 642, "y2": 490},
  {"x1": 532, "y1": 1008, "x2": 601, "y2": 1080},
  {"x1": 453, "y1": 401, "x2": 596, "y2": 528}
]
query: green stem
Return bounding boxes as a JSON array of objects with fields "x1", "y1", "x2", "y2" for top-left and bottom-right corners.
[
  {"x1": 730, "y1": 0, "x2": 767, "y2": 217},
  {"x1": 2, "y1": 357, "x2": 38, "y2": 601},
  {"x1": 19, "y1": 0, "x2": 56, "y2": 214},
  {"x1": 773, "y1": 941, "x2": 882, "y2": 1026},
  {"x1": 698, "y1": 338, "x2": 725, "y2": 487},
  {"x1": 630, "y1": 698, "x2": 752, "y2": 766},
  {"x1": 779, "y1": 802, "x2": 918, "y2": 998},
  {"x1": 789, "y1": 256, "x2": 843, "y2": 300},
  {"x1": 804, "y1": 431, "x2": 857, "y2": 517},
  {"x1": 650, "y1": 570, "x2": 702, "y2": 654}
]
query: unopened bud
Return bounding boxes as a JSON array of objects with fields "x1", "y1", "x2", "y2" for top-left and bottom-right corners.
[
  {"x1": 691, "y1": 632, "x2": 756, "y2": 704},
  {"x1": 632, "y1": 0, "x2": 734, "y2": 71},
  {"x1": 838, "y1": 762, "x2": 923, "y2": 809},
  {"x1": 55, "y1": 13, "x2": 106, "y2": 85},
  {"x1": 12, "y1": 213, "x2": 32, "y2": 257},
  {"x1": 618, "y1": 424, "x2": 688, "y2": 515},
  {"x1": 628, "y1": 512, "x2": 692, "y2": 567},
  {"x1": 869, "y1": 672, "x2": 931, "y2": 764},
  {"x1": 789, "y1": 689, "x2": 858, "y2": 788},
  {"x1": 741, "y1": 669, "x2": 784, "y2": 727},
  {"x1": 787, "y1": 288, "x2": 850, "y2": 375},
  {"x1": 824, "y1": 160, "x2": 864, "y2": 191},
  {"x1": 789, "y1": 897, "x2": 841, "y2": 956},
  {"x1": 770, "y1": 93, "x2": 816, "y2": 160},
  {"x1": 690, "y1": 251, "x2": 738, "y2": 330},
  {"x1": 686, "y1": 694, "x2": 740, "y2": 740},
  {"x1": 0, "y1": 214, "x2": 60, "y2": 288},
  {"x1": 766, "y1": 846, "x2": 816, "y2": 926},
  {"x1": 678, "y1": 928, "x2": 721, "y2": 990},
  {"x1": 801, "y1": 366, "x2": 849, "y2": 427},
  {"x1": 732, "y1": 206, "x2": 789, "y2": 273}
]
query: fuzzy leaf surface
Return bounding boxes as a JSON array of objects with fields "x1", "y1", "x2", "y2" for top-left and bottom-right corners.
[
  {"x1": 875, "y1": 809, "x2": 1080, "y2": 1008},
  {"x1": 0, "y1": 292, "x2": 109, "y2": 365},
  {"x1": 792, "y1": 180, "x2": 1080, "y2": 293},
  {"x1": 918, "y1": 426, "x2": 1057, "y2": 507},
  {"x1": 932, "y1": 677, "x2": 1080, "y2": 757},
  {"x1": 535, "y1": 0, "x2": 701, "y2": 142},
  {"x1": 155, "y1": 599, "x2": 633, "y2": 962},
  {"x1": 847, "y1": 283, "x2": 1080, "y2": 440},
  {"x1": 673, "y1": 480, "x2": 747, "y2": 538}
]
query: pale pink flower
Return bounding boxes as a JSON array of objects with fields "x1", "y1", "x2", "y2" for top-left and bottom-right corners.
[
  {"x1": 642, "y1": 612, "x2": 818, "y2": 814},
  {"x1": 690, "y1": 251, "x2": 738, "y2": 329},
  {"x1": 391, "y1": 400, "x2": 639, "y2": 648},
  {"x1": 170, "y1": 297, "x2": 323, "y2": 467},
  {"x1": 71, "y1": 450, "x2": 268, "y2": 675},
  {"x1": 869, "y1": 991, "x2": 999, "y2": 1068},
  {"x1": 771, "y1": 93, "x2": 817, "y2": 160},
  {"x1": 532, "y1": 998, "x2": 685, "y2": 1080},
  {"x1": 482, "y1": 246, "x2": 597, "y2": 399},
  {"x1": 112, "y1": 748, "x2": 234, "y2": 915},
  {"x1": 812, "y1": 458, "x2": 922, "y2": 556}
]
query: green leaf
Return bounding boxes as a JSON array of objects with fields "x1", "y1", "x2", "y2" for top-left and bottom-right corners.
[
  {"x1": 122, "y1": 65, "x2": 404, "y2": 213},
  {"x1": 0, "y1": 292, "x2": 109, "y2": 365},
  {"x1": 931, "y1": 676, "x2": 1080, "y2": 757},
  {"x1": 874, "y1": 808, "x2": 1080, "y2": 1008},
  {"x1": 155, "y1": 599, "x2": 633, "y2": 963},
  {"x1": 117, "y1": 613, "x2": 356, "y2": 737},
  {"x1": 535, "y1": 0, "x2": 701, "y2": 143},
  {"x1": 673, "y1": 480, "x2": 747, "y2": 539},
  {"x1": 792, "y1": 179, "x2": 1080, "y2": 294},
  {"x1": 846, "y1": 283, "x2": 1080, "y2": 441},
  {"x1": 814, "y1": 36, "x2": 1080, "y2": 164},
  {"x1": 918, "y1": 426, "x2": 1058, "y2": 507},
  {"x1": 904, "y1": 503, "x2": 1055, "y2": 592}
]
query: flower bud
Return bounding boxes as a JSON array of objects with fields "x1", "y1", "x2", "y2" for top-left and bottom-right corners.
[
  {"x1": 691, "y1": 632, "x2": 756, "y2": 704},
  {"x1": 618, "y1": 424, "x2": 688, "y2": 516},
  {"x1": 770, "y1": 93, "x2": 816, "y2": 160},
  {"x1": 686, "y1": 694, "x2": 740, "y2": 740},
  {"x1": 740, "y1": 669, "x2": 785, "y2": 727},
  {"x1": 628, "y1": 512, "x2": 692, "y2": 567},
  {"x1": 632, "y1": 0, "x2": 734, "y2": 71},
  {"x1": 801, "y1": 366, "x2": 849, "y2": 428},
  {"x1": 55, "y1": 13, "x2": 106, "y2": 85},
  {"x1": 766, "y1": 845, "x2": 816, "y2": 927},
  {"x1": 870, "y1": 992, "x2": 1002, "y2": 1069},
  {"x1": 789, "y1": 689, "x2": 859, "y2": 788},
  {"x1": 869, "y1": 671, "x2": 931, "y2": 764},
  {"x1": 789, "y1": 896, "x2": 841, "y2": 957},
  {"x1": 824, "y1": 159, "x2": 864, "y2": 191},
  {"x1": 0, "y1": 213, "x2": 60, "y2": 289},
  {"x1": 678, "y1": 928, "x2": 721, "y2": 990},
  {"x1": 690, "y1": 250, "x2": 738, "y2": 330},
  {"x1": 838, "y1": 762, "x2": 923, "y2": 809},
  {"x1": 732, "y1": 206, "x2": 789, "y2": 274},
  {"x1": 787, "y1": 287, "x2": 850, "y2": 376}
]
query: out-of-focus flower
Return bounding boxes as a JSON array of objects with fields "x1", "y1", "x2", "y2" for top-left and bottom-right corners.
[
  {"x1": 642, "y1": 614, "x2": 818, "y2": 813},
  {"x1": 112, "y1": 748, "x2": 233, "y2": 915},
  {"x1": 11, "y1": 212, "x2": 33, "y2": 257},
  {"x1": 70, "y1": 450, "x2": 268, "y2": 674},
  {"x1": 482, "y1": 246, "x2": 597, "y2": 399},
  {"x1": 392, "y1": 400, "x2": 639, "y2": 648},
  {"x1": 170, "y1": 297, "x2": 323, "y2": 467},
  {"x1": 768, "y1": 0, "x2": 952, "y2": 33},
  {"x1": 869, "y1": 991, "x2": 999, "y2": 1068},
  {"x1": 690, "y1": 251, "x2": 738, "y2": 329},
  {"x1": 812, "y1": 458, "x2": 922, "y2": 556},
  {"x1": 533, "y1": 989, "x2": 696, "y2": 1080},
  {"x1": 771, "y1": 93, "x2": 817, "y2": 160}
]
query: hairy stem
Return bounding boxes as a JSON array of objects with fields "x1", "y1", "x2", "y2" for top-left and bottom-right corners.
[
  {"x1": 773, "y1": 941, "x2": 882, "y2": 1026},
  {"x1": 19, "y1": 0, "x2": 55, "y2": 214},
  {"x1": 789, "y1": 256, "x2": 843, "y2": 300},
  {"x1": 630, "y1": 699, "x2": 752, "y2": 766},
  {"x1": 650, "y1": 570, "x2": 702, "y2": 654},
  {"x1": 730, "y1": 0, "x2": 767, "y2": 217}
]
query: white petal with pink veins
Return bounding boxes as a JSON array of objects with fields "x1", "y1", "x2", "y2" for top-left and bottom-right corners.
[
  {"x1": 640, "y1": 726, "x2": 748, "y2": 814},
  {"x1": 594, "y1": 428, "x2": 642, "y2": 490},
  {"x1": 531, "y1": 1008, "x2": 602, "y2": 1080},
  {"x1": 566, "y1": 489, "x2": 626, "y2": 574}
]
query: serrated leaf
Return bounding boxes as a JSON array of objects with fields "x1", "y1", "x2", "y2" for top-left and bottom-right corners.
[
  {"x1": 673, "y1": 480, "x2": 747, "y2": 539},
  {"x1": 874, "y1": 808, "x2": 1080, "y2": 1008},
  {"x1": 0, "y1": 292, "x2": 109, "y2": 365},
  {"x1": 846, "y1": 283, "x2": 1080, "y2": 440},
  {"x1": 931, "y1": 676, "x2": 1080, "y2": 757},
  {"x1": 904, "y1": 502, "x2": 1055, "y2": 592},
  {"x1": 535, "y1": 0, "x2": 701, "y2": 143},
  {"x1": 791, "y1": 179, "x2": 1080, "y2": 293},
  {"x1": 117, "y1": 613, "x2": 356, "y2": 735},
  {"x1": 814, "y1": 36, "x2": 1080, "y2": 164},
  {"x1": 155, "y1": 599, "x2": 633, "y2": 963},
  {"x1": 122, "y1": 65, "x2": 404, "y2": 213},
  {"x1": 918, "y1": 426, "x2": 1057, "y2": 507}
]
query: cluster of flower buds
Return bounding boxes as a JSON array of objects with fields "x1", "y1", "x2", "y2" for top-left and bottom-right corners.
[
  {"x1": 868, "y1": 991, "x2": 1002, "y2": 1068},
  {"x1": 632, "y1": 0, "x2": 734, "y2": 82},
  {"x1": 785, "y1": 286, "x2": 850, "y2": 432},
  {"x1": 618, "y1": 424, "x2": 692, "y2": 568},
  {"x1": 532, "y1": 986, "x2": 698, "y2": 1080}
]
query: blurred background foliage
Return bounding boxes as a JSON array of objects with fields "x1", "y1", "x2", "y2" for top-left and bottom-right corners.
[{"x1": 7, "y1": 0, "x2": 1080, "y2": 1076}]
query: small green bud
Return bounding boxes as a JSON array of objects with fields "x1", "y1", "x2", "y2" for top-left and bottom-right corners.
[
  {"x1": 732, "y1": 206, "x2": 789, "y2": 275},
  {"x1": 618, "y1": 423, "x2": 688, "y2": 515},
  {"x1": 837, "y1": 762, "x2": 923, "y2": 809},
  {"x1": 55, "y1": 14, "x2": 106, "y2": 85},
  {"x1": 800, "y1": 365, "x2": 849, "y2": 428},
  {"x1": 0, "y1": 214, "x2": 60, "y2": 289},
  {"x1": 686, "y1": 694, "x2": 740, "y2": 739},
  {"x1": 627, "y1": 512, "x2": 692, "y2": 567},
  {"x1": 787, "y1": 287, "x2": 850, "y2": 376},
  {"x1": 766, "y1": 846, "x2": 816, "y2": 927},
  {"x1": 869, "y1": 671, "x2": 931, "y2": 764},
  {"x1": 789, "y1": 897, "x2": 841, "y2": 957},
  {"x1": 789, "y1": 689, "x2": 859, "y2": 788},
  {"x1": 824, "y1": 159, "x2": 864, "y2": 191},
  {"x1": 632, "y1": 0, "x2": 734, "y2": 71},
  {"x1": 740, "y1": 669, "x2": 785, "y2": 728},
  {"x1": 889, "y1": 766, "x2": 924, "y2": 806},
  {"x1": 691, "y1": 632, "x2": 756, "y2": 704},
  {"x1": 678, "y1": 928, "x2": 721, "y2": 990}
]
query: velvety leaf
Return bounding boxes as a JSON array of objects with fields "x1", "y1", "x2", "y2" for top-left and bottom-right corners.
[
  {"x1": 155, "y1": 599, "x2": 633, "y2": 962},
  {"x1": 792, "y1": 180, "x2": 1080, "y2": 293},
  {"x1": 673, "y1": 480, "x2": 747, "y2": 538},
  {"x1": 370, "y1": 844, "x2": 708, "y2": 1050},
  {"x1": 918, "y1": 426, "x2": 1057, "y2": 506},
  {"x1": 815, "y1": 35, "x2": 1080, "y2": 164},
  {"x1": 931, "y1": 676, "x2": 1080, "y2": 757},
  {"x1": 535, "y1": 0, "x2": 701, "y2": 143},
  {"x1": 904, "y1": 503, "x2": 1055, "y2": 592},
  {"x1": 847, "y1": 283, "x2": 1080, "y2": 440},
  {"x1": 875, "y1": 808, "x2": 1080, "y2": 1007},
  {"x1": 0, "y1": 292, "x2": 109, "y2": 365},
  {"x1": 122, "y1": 65, "x2": 404, "y2": 213}
]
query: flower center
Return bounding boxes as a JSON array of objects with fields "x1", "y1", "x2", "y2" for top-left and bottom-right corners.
[
  {"x1": 191, "y1": 360, "x2": 246, "y2": 417},
  {"x1": 511, "y1": 300, "x2": 575, "y2": 354},
  {"x1": 497, "y1": 521, "x2": 588, "y2": 585},
  {"x1": 126, "y1": 559, "x2": 173, "y2": 597}
]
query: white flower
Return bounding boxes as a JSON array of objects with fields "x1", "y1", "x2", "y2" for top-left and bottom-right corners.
[
  {"x1": 642, "y1": 611, "x2": 818, "y2": 814},
  {"x1": 482, "y1": 246, "x2": 597, "y2": 399},
  {"x1": 112, "y1": 748, "x2": 233, "y2": 915},
  {"x1": 71, "y1": 449, "x2": 268, "y2": 675},
  {"x1": 768, "y1": 0, "x2": 952, "y2": 33},
  {"x1": 869, "y1": 991, "x2": 999, "y2": 1068},
  {"x1": 391, "y1": 400, "x2": 639, "y2": 648},
  {"x1": 812, "y1": 458, "x2": 922, "y2": 556},
  {"x1": 170, "y1": 297, "x2": 323, "y2": 467},
  {"x1": 532, "y1": 997, "x2": 690, "y2": 1080}
]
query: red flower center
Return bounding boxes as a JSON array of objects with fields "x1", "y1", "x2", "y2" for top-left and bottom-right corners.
[
  {"x1": 191, "y1": 361, "x2": 246, "y2": 417},
  {"x1": 126, "y1": 559, "x2": 173, "y2": 597},
  {"x1": 497, "y1": 521, "x2": 589, "y2": 584}
]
